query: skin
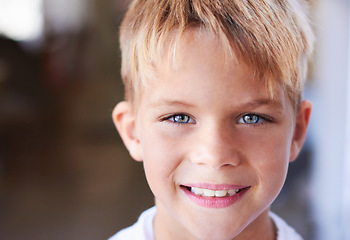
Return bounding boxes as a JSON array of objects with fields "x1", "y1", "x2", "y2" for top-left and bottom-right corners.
[{"x1": 113, "y1": 30, "x2": 312, "y2": 240}]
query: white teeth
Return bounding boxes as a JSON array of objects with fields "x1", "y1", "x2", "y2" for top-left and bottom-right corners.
[
  {"x1": 214, "y1": 190, "x2": 227, "y2": 197},
  {"x1": 228, "y1": 189, "x2": 239, "y2": 196},
  {"x1": 202, "y1": 189, "x2": 215, "y2": 197},
  {"x1": 191, "y1": 187, "x2": 240, "y2": 197},
  {"x1": 192, "y1": 187, "x2": 204, "y2": 196}
]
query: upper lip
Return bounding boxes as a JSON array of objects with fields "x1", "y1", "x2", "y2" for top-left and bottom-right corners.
[{"x1": 181, "y1": 183, "x2": 250, "y2": 190}]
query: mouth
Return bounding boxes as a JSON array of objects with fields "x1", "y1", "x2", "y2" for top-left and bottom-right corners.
[
  {"x1": 180, "y1": 184, "x2": 250, "y2": 208},
  {"x1": 181, "y1": 185, "x2": 250, "y2": 198}
]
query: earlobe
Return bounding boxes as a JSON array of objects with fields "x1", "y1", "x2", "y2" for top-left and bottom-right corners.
[
  {"x1": 112, "y1": 101, "x2": 143, "y2": 162},
  {"x1": 289, "y1": 100, "x2": 312, "y2": 162}
]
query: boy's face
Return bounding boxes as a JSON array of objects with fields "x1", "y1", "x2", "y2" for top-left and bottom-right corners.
[{"x1": 114, "y1": 30, "x2": 311, "y2": 240}]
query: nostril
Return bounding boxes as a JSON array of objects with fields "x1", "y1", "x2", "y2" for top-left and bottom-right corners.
[{"x1": 189, "y1": 138, "x2": 242, "y2": 168}]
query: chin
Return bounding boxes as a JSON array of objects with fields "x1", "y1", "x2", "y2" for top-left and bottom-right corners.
[
  {"x1": 193, "y1": 232, "x2": 238, "y2": 240},
  {"x1": 188, "y1": 223, "x2": 243, "y2": 240}
]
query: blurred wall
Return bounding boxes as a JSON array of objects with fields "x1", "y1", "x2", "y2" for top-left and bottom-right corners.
[
  {"x1": 0, "y1": 1, "x2": 154, "y2": 240},
  {"x1": 311, "y1": 0, "x2": 350, "y2": 239}
]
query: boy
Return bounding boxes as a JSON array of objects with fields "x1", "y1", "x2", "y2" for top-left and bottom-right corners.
[{"x1": 110, "y1": 0, "x2": 314, "y2": 239}]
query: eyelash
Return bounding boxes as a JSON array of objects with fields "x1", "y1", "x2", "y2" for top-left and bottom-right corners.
[
  {"x1": 160, "y1": 113, "x2": 273, "y2": 125},
  {"x1": 237, "y1": 113, "x2": 273, "y2": 125},
  {"x1": 160, "y1": 113, "x2": 195, "y2": 125}
]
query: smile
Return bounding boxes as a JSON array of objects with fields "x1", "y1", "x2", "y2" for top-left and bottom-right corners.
[
  {"x1": 181, "y1": 185, "x2": 250, "y2": 208},
  {"x1": 181, "y1": 184, "x2": 251, "y2": 208},
  {"x1": 190, "y1": 187, "x2": 241, "y2": 198}
]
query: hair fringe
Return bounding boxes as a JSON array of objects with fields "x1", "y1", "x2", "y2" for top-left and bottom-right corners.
[{"x1": 119, "y1": 0, "x2": 314, "y2": 110}]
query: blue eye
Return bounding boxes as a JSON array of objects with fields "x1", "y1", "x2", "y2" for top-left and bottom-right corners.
[
  {"x1": 239, "y1": 114, "x2": 263, "y2": 124},
  {"x1": 160, "y1": 113, "x2": 195, "y2": 125},
  {"x1": 170, "y1": 114, "x2": 191, "y2": 123}
]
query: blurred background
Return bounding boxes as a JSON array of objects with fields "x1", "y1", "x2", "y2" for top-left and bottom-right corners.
[{"x1": 0, "y1": 0, "x2": 349, "y2": 240}]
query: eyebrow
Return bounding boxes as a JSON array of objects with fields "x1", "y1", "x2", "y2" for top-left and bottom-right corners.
[
  {"x1": 150, "y1": 97, "x2": 284, "y2": 111},
  {"x1": 238, "y1": 98, "x2": 284, "y2": 110},
  {"x1": 149, "y1": 99, "x2": 196, "y2": 108}
]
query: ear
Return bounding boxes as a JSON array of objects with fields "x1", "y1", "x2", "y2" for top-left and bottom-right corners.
[
  {"x1": 112, "y1": 101, "x2": 143, "y2": 162},
  {"x1": 289, "y1": 100, "x2": 312, "y2": 162}
]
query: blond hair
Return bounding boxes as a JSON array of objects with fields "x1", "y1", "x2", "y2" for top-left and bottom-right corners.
[{"x1": 119, "y1": 0, "x2": 314, "y2": 109}]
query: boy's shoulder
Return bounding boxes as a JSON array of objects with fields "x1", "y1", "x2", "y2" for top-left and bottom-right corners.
[
  {"x1": 108, "y1": 207, "x2": 303, "y2": 240},
  {"x1": 108, "y1": 207, "x2": 156, "y2": 240}
]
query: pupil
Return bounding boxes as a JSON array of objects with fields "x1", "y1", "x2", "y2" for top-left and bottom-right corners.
[
  {"x1": 175, "y1": 115, "x2": 188, "y2": 123},
  {"x1": 244, "y1": 115, "x2": 258, "y2": 123}
]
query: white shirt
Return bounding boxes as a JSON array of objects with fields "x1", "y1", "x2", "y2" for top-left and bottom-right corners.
[{"x1": 108, "y1": 207, "x2": 303, "y2": 240}]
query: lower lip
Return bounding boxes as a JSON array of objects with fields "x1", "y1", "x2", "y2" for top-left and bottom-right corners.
[{"x1": 181, "y1": 186, "x2": 249, "y2": 208}]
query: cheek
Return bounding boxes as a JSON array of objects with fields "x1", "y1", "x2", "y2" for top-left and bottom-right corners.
[
  {"x1": 251, "y1": 130, "x2": 292, "y2": 197},
  {"x1": 141, "y1": 126, "x2": 189, "y2": 164},
  {"x1": 140, "y1": 129, "x2": 185, "y2": 194}
]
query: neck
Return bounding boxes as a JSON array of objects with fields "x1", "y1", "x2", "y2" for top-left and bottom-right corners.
[
  {"x1": 232, "y1": 209, "x2": 277, "y2": 240},
  {"x1": 154, "y1": 202, "x2": 276, "y2": 240}
]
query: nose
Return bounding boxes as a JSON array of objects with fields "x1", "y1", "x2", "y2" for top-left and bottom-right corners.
[{"x1": 189, "y1": 123, "x2": 242, "y2": 169}]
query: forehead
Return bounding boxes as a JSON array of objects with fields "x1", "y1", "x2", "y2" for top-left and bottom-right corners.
[
  {"x1": 137, "y1": 27, "x2": 280, "y2": 101},
  {"x1": 137, "y1": 30, "x2": 291, "y2": 114},
  {"x1": 147, "y1": 29, "x2": 256, "y2": 92},
  {"x1": 159, "y1": 28, "x2": 239, "y2": 73}
]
